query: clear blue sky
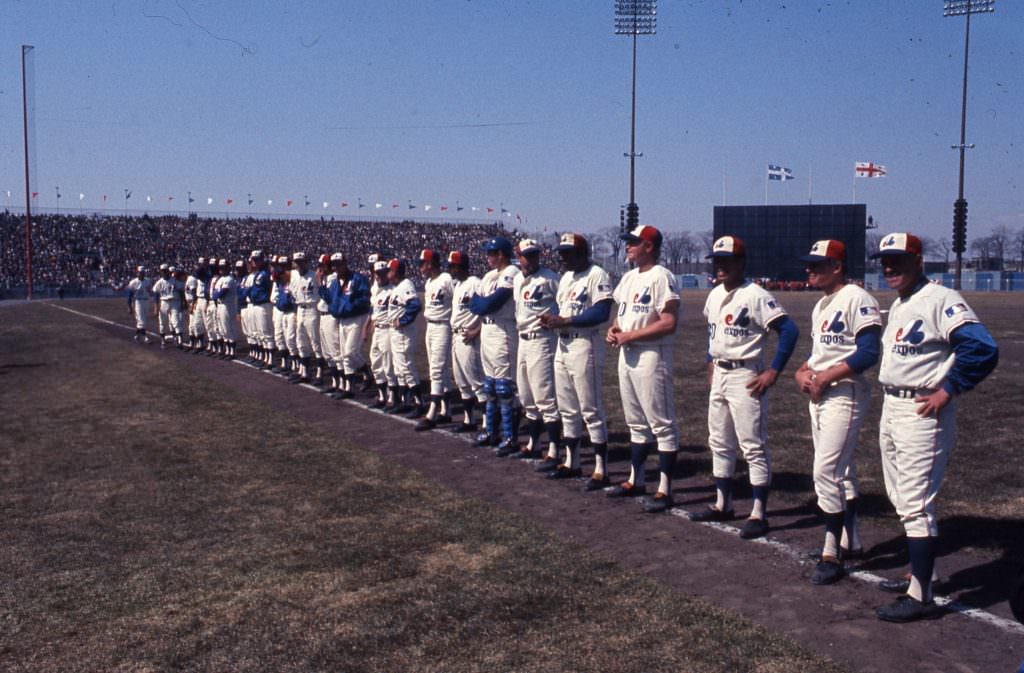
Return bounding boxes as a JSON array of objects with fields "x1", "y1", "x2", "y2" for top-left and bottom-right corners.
[{"x1": 1, "y1": 0, "x2": 1021, "y2": 241}]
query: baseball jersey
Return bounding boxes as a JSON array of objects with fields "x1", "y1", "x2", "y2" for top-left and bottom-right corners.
[
  {"x1": 423, "y1": 272, "x2": 454, "y2": 322},
  {"x1": 389, "y1": 278, "x2": 418, "y2": 325},
  {"x1": 704, "y1": 281, "x2": 787, "y2": 362},
  {"x1": 238, "y1": 273, "x2": 254, "y2": 308},
  {"x1": 450, "y1": 276, "x2": 482, "y2": 332},
  {"x1": 152, "y1": 277, "x2": 177, "y2": 304},
  {"x1": 557, "y1": 264, "x2": 614, "y2": 330},
  {"x1": 184, "y1": 275, "x2": 201, "y2": 303},
  {"x1": 371, "y1": 282, "x2": 394, "y2": 328},
  {"x1": 613, "y1": 265, "x2": 680, "y2": 347},
  {"x1": 213, "y1": 274, "x2": 239, "y2": 313},
  {"x1": 878, "y1": 282, "x2": 979, "y2": 390},
  {"x1": 318, "y1": 272, "x2": 337, "y2": 313},
  {"x1": 290, "y1": 270, "x2": 318, "y2": 307},
  {"x1": 478, "y1": 265, "x2": 520, "y2": 324},
  {"x1": 513, "y1": 267, "x2": 560, "y2": 333},
  {"x1": 807, "y1": 283, "x2": 882, "y2": 373},
  {"x1": 127, "y1": 277, "x2": 153, "y2": 301}
]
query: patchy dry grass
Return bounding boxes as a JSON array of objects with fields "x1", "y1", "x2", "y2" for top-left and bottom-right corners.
[{"x1": 0, "y1": 302, "x2": 845, "y2": 673}]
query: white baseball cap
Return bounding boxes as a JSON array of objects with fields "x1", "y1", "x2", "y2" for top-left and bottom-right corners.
[
  {"x1": 292, "y1": 252, "x2": 307, "y2": 262},
  {"x1": 516, "y1": 238, "x2": 540, "y2": 255}
]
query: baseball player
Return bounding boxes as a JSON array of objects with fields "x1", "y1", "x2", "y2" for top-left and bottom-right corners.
[
  {"x1": 204, "y1": 257, "x2": 222, "y2": 356},
  {"x1": 606, "y1": 225, "x2": 680, "y2": 513},
  {"x1": 416, "y1": 249, "x2": 455, "y2": 430},
  {"x1": 314, "y1": 254, "x2": 338, "y2": 388},
  {"x1": 211, "y1": 259, "x2": 240, "y2": 359},
  {"x1": 271, "y1": 255, "x2": 298, "y2": 374},
  {"x1": 126, "y1": 266, "x2": 153, "y2": 343},
  {"x1": 237, "y1": 260, "x2": 255, "y2": 362},
  {"x1": 170, "y1": 266, "x2": 187, "y2": 347},
  {"x1": 447, "y1": 250, "x2": 488, "y2": 433},
  {"x1": 512, "y1": 238, "x2": 562, "y2": 463},
  {"x1": 469, "y1": 237, "x2": 521, "y2": 451},
  {"x1": 152, "y1": 263, "x2": 178, "y2": 349},
  {"x1": 871, "y1": 233, "x2": 997, "y2": 622},
  {"x1": 539, "y1": 232, "x2": 614, "y2": 488},
  {"x1": 696, "y1": 235, "x2": 799, "y2": 538},
  {"x1": 248, "y1": 251, "x2": 274, "y2": 369},
  {"x1": 184, "y1": 258, "x2": 208, "y2": 353},
  {"x1": 328, "y1": 253, "x2": 372, "y2": 398},
  {"x1": 289, "y1": 252, "x2": 323, "y2": 383},
  {"x1": 366, "y1": 260, "x2": 396, "y2": 409},
  {"x1": 792, "y1": 240, "x2": 881, "y2": 585},
  {"x1": 386, "y1": 259, "x2": 424, "y2": 416}
]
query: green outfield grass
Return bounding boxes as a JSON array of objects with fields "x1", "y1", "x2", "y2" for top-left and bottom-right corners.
[{"x1": 0, "y1": 302, "x2": 847, "y2": 673}]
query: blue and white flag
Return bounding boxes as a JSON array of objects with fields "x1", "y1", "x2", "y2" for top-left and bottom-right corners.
[{"x1": 767, "y1": 164, "x2": 794, "y2": 181}]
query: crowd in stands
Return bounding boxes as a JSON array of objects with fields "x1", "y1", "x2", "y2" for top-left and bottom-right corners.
[{"x1": 0, "y1": 212, "x2": 560, "y2": 291}]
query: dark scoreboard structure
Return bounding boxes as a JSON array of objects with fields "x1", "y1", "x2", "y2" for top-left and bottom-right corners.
[{"x1": 712, "y1": 204, "x2": 867, "y2": 281}]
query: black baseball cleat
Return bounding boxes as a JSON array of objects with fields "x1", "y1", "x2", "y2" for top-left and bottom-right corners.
[
  {"x1": 811, "y1": 559, "x2": 845, "y2": 586},
  {"x1": 474, "y1": 431, "x2": 494, "y2": 447},
  {"x1": 339, "y1": 389, "x2": 355, "y2": 399},
  {"x1": 436, "y1": 414, "x2": 452, "y2": 424},
  {"x1": 546, "y1": 466, "x2": 581, "y2": 480},
  {"x1": 807, "y1": 546, "x2": 865, "y2": 562},
  {"x1": 451, "y1": 422, "x2": 476, "y2": 434},
  {"x1": 606, "y1": 482, "x2": 646, "y2": 498},
  {"x1": 533, "y1": 458, "x2": 560, "y2": 472},
  {"x1": 689, "y1": 507, "x2": 734, "y2": 523},
  {"x1": 582, "y1": 475, "x2": 610, "y2": 492},
  {"x1": 405, "y1": 405, "x2": 426, "y2": 420},
  {"x1": 494, "y1": 438, "x2": 518, "y2": 457},
  {"x1": 875, "y1": 596, "x2": 943, "y2": 623},
  {"x1": 739, "y1": 517, "x2": 769, "y2": 539},
  {"x1": 642, "y1": 492, "x2": 673, "y2": 513},
  {"x1": 414, "y1": 418, "x2": 436, "y2": 432},
  {"x1": 509, "y1": 448, "x2": 541, "y2": 460}
]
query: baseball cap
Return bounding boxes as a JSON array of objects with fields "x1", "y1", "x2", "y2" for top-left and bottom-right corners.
[
  {"x1": 249, "y1": 249, "x2": 263, "y2": 259},
  {"x1": 447, "y1": 250, "x2": 467, "y2": 267},
  {"x1": 292, "y1": 252, "x2": 307, "y2": 262},
  {"x1": 870, "y1": 233, "x2": 923, "y2": 258},
  {"x1": 621, "y1": 224, "x2": 663, "y2": 248},
  {"x1": 373, "y1": 260, "x2": 389, "y2": 273},
  {"x1": 706, "y1": 235, "x2": 746, "y2": 259},
  {"x1": 197, "y1": 257, "x2": 206, "y2": 265},
  {"x1": 801, "y1": 240, "x2": 846, "y2": 263},
  {"x1": 159, "y1": 263, "x2": 170, "y2": 271},
  {"x1": 136, "y1": 265, "x2": 146, "y2": 273},
  {"x1": 388, "y1": 258, "x2": 406, "y2": 274},
  {"x1": 481, "y1": 236, "x2": 513, "y2": 256},
  {"x1": 234, "y1": 260, "x2": 245, "y2": 269},
  {"x1": 556, "y1": 232, "x2": 589, "y2": 253},
  {"x1": 330, "y1": 252, "x2": 344, "y2": 262},
  {"x1": 317, "y1": 254, "x2": 331, "y2": 266},
  {"x1": 516, "y1": 238, "x2": 541, "y2": 255},
  {"x1": 168, "y1": 265, "x2": 178, "y2": 273},
  {"x1": 419, "y1": 249, "x2": 439, "y2": 265},
  {"x1": 367, "y1": 253, "x2": 380, "y2": 265}
]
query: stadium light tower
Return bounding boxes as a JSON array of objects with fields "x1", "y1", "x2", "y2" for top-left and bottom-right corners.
[
  {"x1": 615, "y1": 0, "x2": 656, "y2": 234},
  {"x1": 944, "y1": 0, "x2": 994, "y2": 290}
]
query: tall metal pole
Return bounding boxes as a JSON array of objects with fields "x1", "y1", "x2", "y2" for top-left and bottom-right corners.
[
  {"x1": 953, "y1": 9, "x2": 971, "y2": 291},
  {"x1": 615, "y1": 1, "x2": 656, "y2": 233},
  {"x1": 21, "y1": 45, "x2": 34, "y2": 300},
  {"x1": 628, "y1": 29, "x2": 638, "y2": 209}
]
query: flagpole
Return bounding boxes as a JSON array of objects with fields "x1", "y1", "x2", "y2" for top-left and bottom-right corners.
[
  {"x1": 21, "y1": 45, "x2": 34, "y2": 300},
  {"x1": 764, "y1": 165, "x2": 768, "y2": 206},
  {"x1": 852, "y1": 174, "x2": 857, "y2": 203}
]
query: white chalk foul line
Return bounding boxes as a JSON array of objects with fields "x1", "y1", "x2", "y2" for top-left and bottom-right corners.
[{"x1": 49, "y1": 301, "x2": 1024, "y2": 636}]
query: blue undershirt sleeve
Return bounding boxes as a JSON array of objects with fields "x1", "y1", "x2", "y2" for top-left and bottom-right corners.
[
  {"x1": 398, "y1": 296, "x2": 421, "y2": 326},
  {"x1": 569, "y1": 299, "x2": 612, "y2": 328},
  {"x1": 469, "y1": 287, "x2": 513, "y2": 315},
  {"x1": 768, "y1": 315, "x2": 799, "y2": 372},
  {"x1": 844, "y1": 326, "x2": 881, "y2": 374},
  {"x1": 943, "y1": 322, "x2": 999, "y2": 395}
]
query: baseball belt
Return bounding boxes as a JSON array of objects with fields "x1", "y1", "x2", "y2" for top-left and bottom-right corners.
[
  {"x1": 715, "y1": 358, "x2": 746, "y2": 370},
  {"x1": 883, "y1": 386, "x2": 935, "y2": 399}
]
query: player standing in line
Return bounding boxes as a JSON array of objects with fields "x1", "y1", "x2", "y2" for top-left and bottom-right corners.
[
  {"x1": 248, "y1": 251, "x2": 274, "y2": 370},
  {"x1": 237, "y1": 259, "x2": 255, "y2": 363},
  {"x1": 211, "y1": 259, "x2": 240, "y2": 359},
  {"x1": 184, "y1": 258, "x2": 207, "y2": 353},
  {"x1": 366, "y1": 260, "x2": 396, "y2": 409},
  {"x1": 792, "y1": 240, "x2": 881, "y2": 585},
  {"x1": 870, "y1": 233, "x2": 997, "y2": 622},
  {"x1": 387, "y1": 259, "x2": 425, "y2": 416},
  {"x1": 416, "y1": 249, "x2": 455, "y2": 430},
  {"x1": 330, "y1": 253, "x2": 372, "y2": 398},
  {"x1": 152, "y1": 263, "x2": 176, "y2": 349},
  {"x1": 170, "y1": 266, "x2": 187, "y2": 348},
  {"x1": 469, "y1": 237, "x2": 521, "y2": 451},
  {"x1": 606, "y1": 225, "x2": 681, "y2": 514},
  {"x1": 447, "y1": 250, "x2": 487, "y2": 433},
  {"x1": 696, "y1": 236, "x2": 799, "y2": 538},
  {"x1": 540, "y1": 232, "x2": 614, "y2": 487},
  {"x1": 511, "y1": 238, "x2": 562, "y2": 463},
  {"x1": 127, "y1": 265, "x2": 153, "y2": 343},
  {"x1": 289, "y1": 252, "x2": 322, "y2": 384},
  {"x1": 203, "y1": 257, "x2": 221, "y2": 356},
  {"x1": 315, "y1": 254, "x2": 340, "y2": 389},
  {"x1": 271, "y1": 255, "x2": 297, "y2": 374}
]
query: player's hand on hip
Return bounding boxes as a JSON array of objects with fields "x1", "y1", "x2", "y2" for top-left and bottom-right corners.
[
  {"x1": 794, "y1": 368, "x2": 813, "y2": 395},
  {"x1": 915, "y1": 389, "x2": 951, "y2": 418},
  {"x1": 606, "y1": 325, "x2": 623, "y2": 346},
  {"x1": 746, "y1": 368, "x2": 779, "y2": 397},
  {"x1": 542, "y1": 314, "x2": 567, "y2": 330}
]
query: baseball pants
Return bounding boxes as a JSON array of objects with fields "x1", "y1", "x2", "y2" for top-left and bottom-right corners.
[
  {"x1": 273, "y1": 307, "x2": 286, "y2": 351},
  {"x1": 389, "y1": 324, "x2": 419, "y2": 388},
  {"x1": 554, "y1": 332, "x2": 607, "y2": 443},
  {"x1": 319, "y1": 312, "x2": 341, "y2": 365},
  {"x1": 295, "y1": 306, "x2": 322, "y2": 359},
  {"x1": 708, "y1": 363, "x2": 771, "y2": 486},
  {"x1": 170, "y1": 304, "x2": 184, "y2": 336},
  {"x1": 370, "y1": 326, "x2": 395, "y2": 386},
  {"x1": 517, "y1": 332, "x2": 559, "y2": 423},
  {"x1": 189, "y1": 299, "x2": 207, "y2": 337},
  {"x1": 204, "y1": 301, "x2": 220, "y2": 341},
  {"x1": 240, "y1": 305, "x2": 254, "y2": 346},
  {"x1": 481, "y1": 321, "x2": 518, "y2": 381},
  {"x1": 281, "y1": 311, "x2": 299, "y2": 356},
  {"x1": 879, "y1": 393, "x2": 956, "y2": 538},
  {"x1": 251, "y1": 304, "x2": 273, "y2": 350},
  {"x1": 452, "y1": 329, "x2": 486, "y2": 402},
  {"x1": 339, "y1": 314, "x2": 369, "y2": 375},
  {"x1": 425, "y1": 321, "x2": 454, "y2": 397},
  {"x1": 618, "y1": 343, "x2": 677, "y2": 452},
  {"x1": 158, "y1": 300, "x2": 173, "y2": 335},
  {"x1": 810, "y1": 379, "x2": 870, "y2": 514},
  {"x1": 216, "y1": 304, "x2": 238, "y2": 342},
  {"x1": 132, "y1": 300, "x2": 151, "y2": 331}
]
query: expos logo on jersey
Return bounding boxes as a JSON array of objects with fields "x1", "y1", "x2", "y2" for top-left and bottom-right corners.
[
  {"x1": 429, "y1": 289, "x2": 446, "y2": 306},
  {"x1": 723, "y1": 306, "x2": 751, "y2": 336},
  {"x1": 892, "y1": 318, "x2": 926, "y2": 355},
  {"x1": 568, "y1": 284, "x2": 589, "y2": 312},
  {"x1": 629, "y1": 286, "x2": 652, "y2": 313},
  {"x1": 819, "y1": 311, "x2": 846, "y2": 345}
]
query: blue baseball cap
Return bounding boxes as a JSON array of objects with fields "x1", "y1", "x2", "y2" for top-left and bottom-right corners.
[{"x1": 482, "y1": 236, "x2": 513, "y2": 256}]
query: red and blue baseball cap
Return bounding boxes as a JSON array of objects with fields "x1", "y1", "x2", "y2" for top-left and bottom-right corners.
[
  {"x1": 447, "y1": 250, "x2": 468, "y2": 267},
  {"x1": 556, "y1": 232, "x2": 589, "y2": 253},
  {"x1": 870, "y1": 233, "x2": 923, "y2": 258},
  {"x1": 419, "y1": 249, "x2": 440, "y2": 265},
  {"x1": 706, "y1": 235, "x2": 746, "y2": 259},
  {"x1": 801, "y1": 239, "x2": 846, "y2": 263},
  {"x1": 620, "y1": 224, "x2": 663, "y2": 248},
  {"x1": 516, "y1": 238, "x2": 541, "y2": 255}
]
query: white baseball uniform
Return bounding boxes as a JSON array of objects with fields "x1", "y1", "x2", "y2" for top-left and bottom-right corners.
[
  {"x1": 213, "y1": 274, "x2": 239, "y2": 342},
  {"x1": 613, "y1": 265, "x2": 680, "y2": 452},
  {"x1": 423, "y1": 272, "x2": 455, "y2": 398},
  {"x1": 450, "y1": 275, "x2": 486, "y2": 403},
  {"x1": 239, "y1": 272, "x2": 255, "y2": 347},
  {"x1": 704, "y1": 281, "x2": 787, "y2": 486},
  {"x1": 205, "y1": 274, "x2": 221, "y2": 341},
  {"x1": 514, "y1": 267, "x2": 561, "y2": 424},
  {"x1": 478, "y1": 264, "x2": 520, "y2": 380},
  {"x1": 152, "y1": 276, "x2": 181, "y2": 338},
  {"x1": 388, "y1": 277, "x2": 420, "y2": 389},
  {"x1": 335, "y1": 273, "x2": 371, "y2": 376},
  {"x1": 290, "y1": 270, "x2": 322, "y2": 359},
  {"x1": 877, "y1": 283, "x2": 978, "y2": 538},
  {"x1": 369, "y1": 281, "x2": 395, "y2": 387},
  {"x1": 807, "y1": 283, "x2": 881, "y2": 514},
  {"x1": 127, "y1": 277, "x2": 153, "y2": 330},
  {"x1": 554, "y1": 264, "x2": 613, "y2": 443},
  {"x1": 318, "y1": 271, "x2": 341, "y2": 367},
  {"x1": 184, "y1": 275, "x2": 206, "y2": 337}
]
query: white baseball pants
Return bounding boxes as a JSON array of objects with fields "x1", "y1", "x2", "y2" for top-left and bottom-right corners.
[
  {"x1": 339, "y1": 314, "x2": 369, "y2": 375},
  {"x1": 132, "y1": 300, "x2": 151, "y2": 331},
  {"x1": 189, "y1": 299, "x2": 207, "y2": 337},
  {"x1": 516, "y1": 332, "x2": 559, "y2": 423},
  {"x1": 389, "y1": 323, "x2": 419, "y2": 388},
  {"x1": 617, "y1": 343, "x2": 678, "y2": 452},
  {"x1": 215, "y1": 303, "x2": 238, "y2": 342},
  {"x1": 452, "y1": 329, "x2": 486, "y2": 402},
  {"x1": 370, "y1": 326, "x2": 394, "y2": 386},
  {"x1": 319, "y1": 312, "x2": 341, "y2": 365},
  {"x1": 481, "y1": 321, "x2": 517, "y2": 381},
  {"x1": 425, "y1": 321, "x2": 453, "y2": 396},
  {"x1": 708, "y1": 363, "x2": 771, "y2": 486},
  {"x1": 295, "y1": 306, "x2": 321, "y2": 359},
  {"x1": 554, "y1": 332, "x2": 607, "y2": 443},
  {"x1": 251, "y1": 304, "x2": 273, "y2": 349},
  {"x1": 810, "y1": 379, "x2": 870, "y2": 514},
  {"x1": 204, "y1": 301, "x2": 220, "y2": 340}
]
